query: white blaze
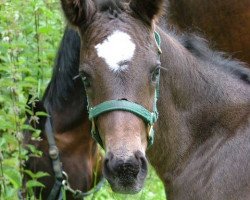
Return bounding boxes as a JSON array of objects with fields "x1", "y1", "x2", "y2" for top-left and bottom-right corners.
[{"x1": 95, "y1": 30, "x2": 136, "y2": 72}]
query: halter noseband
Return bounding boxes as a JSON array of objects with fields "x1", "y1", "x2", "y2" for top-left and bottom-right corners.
[{"x1": 86, "y1": 31, "x2": 161, "y2": 149}]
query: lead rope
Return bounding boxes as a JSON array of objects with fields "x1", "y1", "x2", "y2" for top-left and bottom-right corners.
[{"x1": 62, "y1": 172, "x2": 106, "y2": 199}]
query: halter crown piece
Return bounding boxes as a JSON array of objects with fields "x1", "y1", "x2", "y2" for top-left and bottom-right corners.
[{"x1": 86, "y1": 31, "x2": 161, "y2": 149}]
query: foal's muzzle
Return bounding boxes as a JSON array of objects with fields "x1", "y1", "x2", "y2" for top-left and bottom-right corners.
[{"x1": 103, "y1": 151, "x2": 148, "y2": 194}]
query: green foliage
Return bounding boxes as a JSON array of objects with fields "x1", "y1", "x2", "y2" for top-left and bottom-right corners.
[
  {"x1": 0, "y1": 0, "x2": 63, "y2": 198},
  {"x1": 0, "y1": 0, "x2": 166, "y2": 199}
]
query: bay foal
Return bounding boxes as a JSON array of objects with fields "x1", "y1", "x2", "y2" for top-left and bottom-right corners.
[{"x1": 59, "y1": 0, "x2": 250, "y2": 199}]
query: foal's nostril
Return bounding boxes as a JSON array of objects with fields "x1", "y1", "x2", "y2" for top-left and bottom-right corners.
[
  {"x1": 104, "y1": 152, "x2": 114, "y2": 174},
  {"x1": 134, "y1": 151, "x2": 147, "y2": 172}
]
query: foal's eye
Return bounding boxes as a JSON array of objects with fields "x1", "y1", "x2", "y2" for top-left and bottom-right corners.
[
  {"x1": 80, "y1": 72, "x2": 91, "y2": 88},
  {"x1": 151, "y1": 67, "x2": 160, "y2": 83}
]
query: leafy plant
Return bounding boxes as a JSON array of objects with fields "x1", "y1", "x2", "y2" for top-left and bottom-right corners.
[
  {"x1": 0, "y1": 0, "x2": 63, "y2": 198},
  {"x1": 0, "y1": 0, "x2": 165, "y2": 199}
]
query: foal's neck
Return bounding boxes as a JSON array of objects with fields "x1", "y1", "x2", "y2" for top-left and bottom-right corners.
[
  {"x1": 158, "y1": 29, "x2": 249, "y2": 131},
  {"x1": 148, "y1": 28, "x2": 250, "y2": 188}
]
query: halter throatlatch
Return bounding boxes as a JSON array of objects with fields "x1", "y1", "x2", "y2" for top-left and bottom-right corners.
[{"x1": 86, "y1": 31, "x2": 161, "y2": 149}]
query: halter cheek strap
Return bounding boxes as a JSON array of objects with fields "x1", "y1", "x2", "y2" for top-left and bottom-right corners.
[{"x1": 86, "y1": 31, "x2": 161, "y2": 149}]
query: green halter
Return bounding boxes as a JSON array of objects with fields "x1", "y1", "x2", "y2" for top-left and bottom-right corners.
[{"x1": 86, "y1": 31, "x2": 161, "y2": 149}]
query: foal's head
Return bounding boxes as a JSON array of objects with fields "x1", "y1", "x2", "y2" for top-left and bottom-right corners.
[{"x1": 61, "y1": 0, "x2": 164, "y2": 194}]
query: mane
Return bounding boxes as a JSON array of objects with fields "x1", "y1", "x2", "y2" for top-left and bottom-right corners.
[
  {"x1": 43, "y1": 27, "x2": 87, "y2": 113},
  {"x1": 178, "y1": 33, "x2": 250, "y2": 84}
]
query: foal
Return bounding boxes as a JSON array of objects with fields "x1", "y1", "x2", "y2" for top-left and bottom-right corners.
[
  {"x1": 23, "y1": 28, "x2": 102, "y2": 199},
  {"x1": 59, "y1": 0, "x2": 250, "y2": 199}
]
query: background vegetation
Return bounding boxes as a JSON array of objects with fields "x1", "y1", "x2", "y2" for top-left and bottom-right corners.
[{"x1": 0, "y1": 0, "x2": 165, "y2": 199}]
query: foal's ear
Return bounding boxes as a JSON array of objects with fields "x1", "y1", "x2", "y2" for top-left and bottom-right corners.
[
  {"x1": 60, "y1": 0, "x2": 96, "y2": 26},
  {"x1": 129, "y1": 0, "x2": 164, "y2": 25}
]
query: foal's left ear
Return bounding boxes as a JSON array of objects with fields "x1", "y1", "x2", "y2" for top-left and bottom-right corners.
[
  {"x1": 60, "y1": 0, "x2": 96, "y2": 27},
  {"x1": 129, "y1": 0, "x2": 165, "y2": 25}
]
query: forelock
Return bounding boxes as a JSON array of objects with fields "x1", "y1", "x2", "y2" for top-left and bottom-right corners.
[{"x1": 95, "y1": 0, "x2": 126, "y2": 14}]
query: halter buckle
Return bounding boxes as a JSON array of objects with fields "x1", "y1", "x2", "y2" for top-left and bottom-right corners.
[{"x1": 147, "y1": 124, "x2": 153, "y2": 138}]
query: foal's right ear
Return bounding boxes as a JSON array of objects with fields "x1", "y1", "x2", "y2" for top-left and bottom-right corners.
[
  {"x1": 129, "y1": 0, "x2": 165, "y2": 25},
  {"x1": 60, "y1": 0, "x2": 96, "y2": 27}
]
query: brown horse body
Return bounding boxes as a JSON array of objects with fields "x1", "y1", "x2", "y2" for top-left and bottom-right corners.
[
  {"x1": 148, "y1": 29, "x2": 250, "y2": 199},
  {"x1": 167, "y1": 0, "x2": 250, "y2": 65},
  {"x1": 23, "y1": 28, "x2": 101, "y2": 199}
]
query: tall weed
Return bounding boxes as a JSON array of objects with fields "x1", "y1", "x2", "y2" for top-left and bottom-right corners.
[{"x1": 0, "y1": 1, "x2": 165, "y2": 199}]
